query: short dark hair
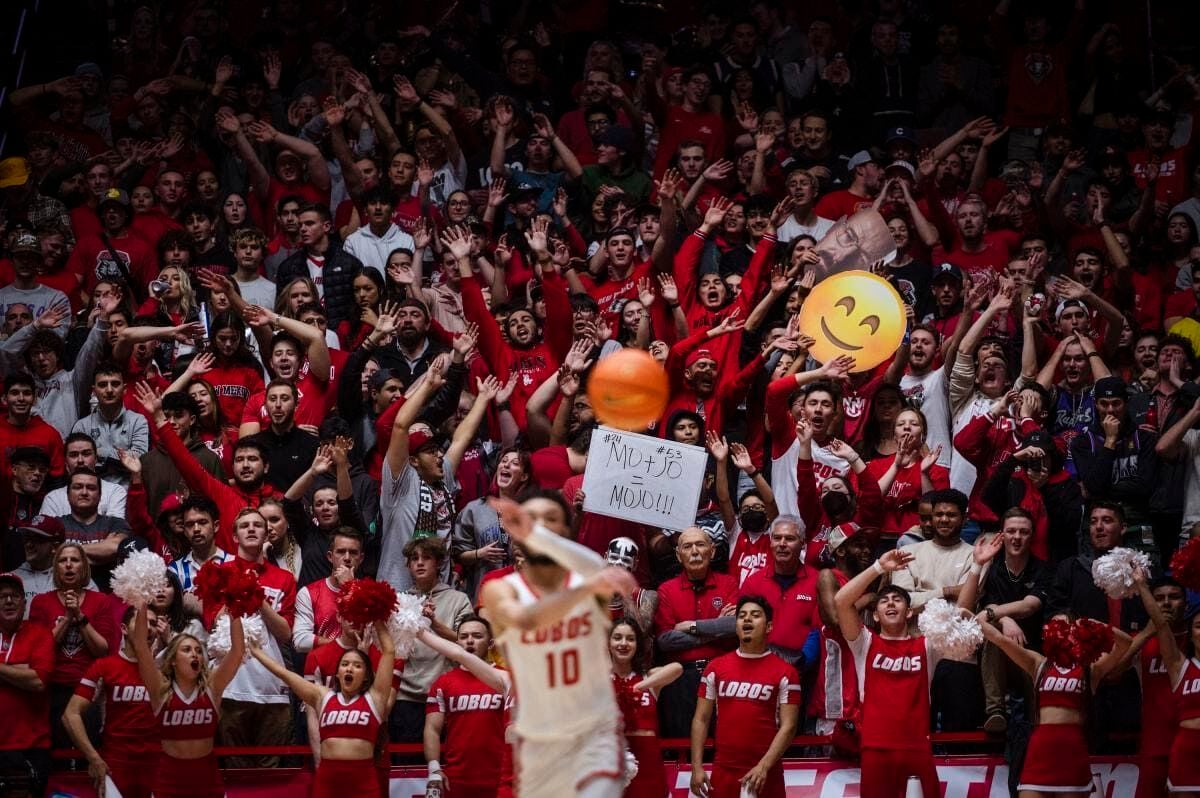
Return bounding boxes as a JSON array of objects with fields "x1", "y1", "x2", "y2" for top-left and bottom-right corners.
[
  {"x1": 455, "y1": 614, "x2": 494, "y2": 638},
  {"x1": 63, "y1": 432, "x2": 97, "y2": 451},
  {"x1": 276, "y1": 194, "x2": 306, "y2": 214},
  {"x1": 329, "y1": 527, "x2": 364, "y2": 551},
  {"x1": 1002, "y1": 507, "x2": 1035, "y2": 525},
  {"x1": 1089, "y1": 500, "x2": 1126, "y2": 523},
  {"x1": 295, "y1": 302, "x2": 326, "y2": 320},
  {"x1": 1160, "y1": 334, "x2": 1196, "y2": 362},
  {"x1": 361, "y1": 184, "x2": 394, "y2": 206},
  {"x1": 924, "y1": 488, "x2": 968, "y2": 513},
  {"x1": 737, "y1": 594, "x2": 773, "y2": 623},
  {"x1": 93, "y1": 362, "x2": 124, "y2": 383},
  {"x1": 5, "y1": 372, "x2": 36, "y2": 393},
  {"x1": 181, "y1": 201, "x2": 216, "y2": 223},
  {"x1": 232, "y1": 437, "x2": 268, "y2": 460},
  {"x1": 876, "y1": 584, "x2": 912, "y2": 608},
  {"x1": 298, "y1": 202, "x2": 332, "y2": 222},
  {"x1": 162, "y1": 391, "x2": 201, "y2": 417},
  {"x1": 69, "y1": 466, "x2": 101, "y2": 486},
  {"x1": 182, "y1": 495, "x2": 220, "y2": 521}
]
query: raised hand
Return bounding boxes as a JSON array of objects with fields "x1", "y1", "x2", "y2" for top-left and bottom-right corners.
[
  {"x1": 755, "y1": 130, "x2": 776, "y2": 154},
  {"x1": 392, "y1": 75, "x2": 420, "y2": 107},
  {"x1": 523, "y1": 216, "x2": 550, "y2": 254},
  {"x1": 242, "y1": 304, "x2": 274, "y2": 328},
  {"x1": 563, "y1": 337, "x2": 595, "y2": 373},
  {"x1": 702, "y1": 160, "x2": 733, "y2": 183},
  {"x1": 878, "y1": 549, "x2": 916, "y2": 573},
  {"x1": 476, "y1": 375, "x2": 502, "y2": 403},
  {"x1": 657, "y1": 274, "x2": 679, "y2": 304},
  {"x1": 552, "y1": 187, "x2": 568, "y2": 219},
  {"x1": 417, "y1": 159, "x2": 435, "y2": 188},
  {"x1": 702, "y1": 196, "x2": 732, "y2": 229},
  {"x1": 825, "y1": 438, "x2": 856, "y2": 462},
  {"x1": 920, "y1": 444, "x2": 943, "y2": 472},
  {"x1": 656, "y1": 168, "x2": 682, "y2": 200},
  {"x1": 311, "y1": 444, "x2": 334, "y2": 474},
  {"x1": 117, "y1": 448, "x2": 142, "y2": 476},
  {"x1": 36, "y1": 302, "x2": 70, "y2": 330},
  {"x1": 452, "y1": 322, "x2": 479, "y2": 358},
  {"x1": 557, "y1": 365, "x2": 581, "y2": 398},
  {"x1": 262, "y1": 52, "x2": 283, "y2": 89},
  {"x1": 441, "y1": 226, "x2": 473, "y2": 260},
  {"x1": 493, "y1": 99, "x2": 515, "y2": 130},
  {"x1": 134, "y1": 381, "x2": 163, "y2": 417},
  {"x1": 531, "y1": 113, "x2": 555, "y2": 140},
  {"x1": 730, "y1": 443, "x2": 754, "y2": 472},
  {"x1": 794, "y1": 416, "x2": 813, "y2": 444},
  {"x1": 187, "y1": 351, "x2": 216, "y2": 376},
  {"x1": 768, "y1": 196, "x2": 795, "y2": 229},
  {"x1": 705, "y1": 431, "x2": 729, "y2": 461},
  {"x1": 495, "y1": 373, "x2": 519, "y2": 405},
  {"x1": 972, "y1": 532, "x2": 1004, "y2": 566},
  {"x1": 427, "y1": 88, "x2": 457, "y2": 110},
  {"x1": 637, "y1": 276, "x2": 656, "y2": 307},
  {"x1": 709, "y1": 309, "x2": 745, "y2": 337},
  {"x1": 215, "y1": 108, "x2": 241, "y2": 134},
  {"x1": 245, "y1": 120, "x2": 278, "y2": 144},
  {"x1": 387, "y1": 259, "x2": 415, "y2": 286},
  {"x1": 487, "y1": 178, "x2": 508, "y2": 209},
  {"x1": 821, "y1": 354, "x2": 856, "y2": 380}
]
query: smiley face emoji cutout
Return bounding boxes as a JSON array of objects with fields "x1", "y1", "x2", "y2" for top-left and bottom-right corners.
[{"x1": 797, "y1": 270, "x2": 906, "y2": 372}]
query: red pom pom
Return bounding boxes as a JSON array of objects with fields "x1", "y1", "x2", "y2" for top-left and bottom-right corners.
[
  {"x1": 337, "y1": 579, "x2": 398, "y2": 629},
  {"x1": 1170, "y1": 536, "x2": 1200, "y2": 591},
  {"x1": 1042, "y1": 618, "x2": 1076, "y2": 667},
  {"x1": 196, "y1": 562, "x2": 265, "y2": 618},
  {"x1": 194, "y1": 561, "x2": 231, "y2": 609},
  {"x1": 1072, "y1": 619, "x2": 1114, "y2": 667}
]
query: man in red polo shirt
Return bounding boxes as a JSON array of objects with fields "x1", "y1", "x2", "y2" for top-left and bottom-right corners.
[
  {"x1": 814, "y1": 151, "x2": 881, "y2": 221},
  {"x1": 0, "y1": 572, "x2": 55, "y2": 797},
  {"x1": 739, "y1": 516, "x2": 819, "y2": 670},
  {"x1": 653, "y1": 527, "x2": 738, "y2": 738}
]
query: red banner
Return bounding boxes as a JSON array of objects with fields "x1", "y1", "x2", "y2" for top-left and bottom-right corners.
[{"x1": 47, "y1": 756, "x2": 1144, "y2": 797}]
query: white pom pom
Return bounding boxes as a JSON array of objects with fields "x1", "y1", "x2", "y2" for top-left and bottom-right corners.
[
  {"x1": 110, "y1": 550, "x2": 168, "y2": 607},
  {"x1": 208, "y1": 614, "x2": 267, "y2": 662},
  {"x1": 622, "y1": 748, "x2": 639, "y2": 787},
  {"x1": 364, "y1": 592, "x2": 431, "y2": 659},
  {"x1": 917, "y1": 598, "x2": 983, "y2": 660},
  {"x1": 1091, "y1": 547, "x2": 1151, "y2": 599}
]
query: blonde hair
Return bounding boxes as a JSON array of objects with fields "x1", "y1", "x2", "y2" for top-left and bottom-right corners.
[
  {"x1": 274, "y1": 276, "x2": 320, "y2": 319},
  {"x1": 258, "y1": 498, "x2": 299, "y2": 577},
  {"x1": 52, "y1": 543, "x2": 92, "y2": 590},
  {"x1": 159, "y1": 633, "x2": 211, "y2": 697},
  {"x1": 159, "y1": 265, "x2": 196, "y2": 319}
]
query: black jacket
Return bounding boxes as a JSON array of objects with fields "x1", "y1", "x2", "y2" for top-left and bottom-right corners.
[{"x1": 276, "y1": 242, "x2": 362, "y2": 328}]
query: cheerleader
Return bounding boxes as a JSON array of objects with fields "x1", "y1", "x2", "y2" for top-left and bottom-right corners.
[
  {"x1": 960, "y1": 542, "x2": 1130, "y2": 797},
  {"x1": 131, "y1": 604, "x2": 244, "y2": 798},
  {"x1": 248, "y1": 620, "x2": 395, "y2": 797},
  {"x1": 1135, "y1": 567, "x2": 1200, "y2": 796},
  {"x1": 609, "y1": 617, "x2": 681, "y2": 798}
]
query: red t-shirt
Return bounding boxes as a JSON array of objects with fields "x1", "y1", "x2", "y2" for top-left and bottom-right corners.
[
  {"x1": 427, "y1": 667, "x2": 506, "y2": 788},
  {"x1": 700, "y1": 650, "x2": 801, "y2": 769},
  {"x1": 932, "y1": 229, "x2": 1022, "y2": 287},
  {"x1": 0, "y1": 621, "x2": 55, "y2": 750},
  {"x1": 75, "y1": 650, "x2": 158, "y2": 757},
  {"x1": 1165, "y1": 289, "x2": 1197, "y2": 322},
  {"x1": 530, "y1": 446, "x2": 576, "y2": 490},
  {"x1": 852, "y1": 630, "x2": 936, "y2": 750},
  {"x1": 241, "y1": 368, "x2": 330, "y2": 429},
  {"x1": 863, "y1": 455, "x2": 951, "y2": 533},
  {"x1": 0, "y1": 416, "x2": 65, "y2": 478},
  {"x1": 654, "y1": 571, "x2": 739, "y2": 663},
  {"x1": 128, "y1": 208, "x2": 182, "y2": 249},
  {"x1": 27, "y1": 589, "x2": 119, "y2": 685},
  {"x1": 1130, "y1": 147, "x2": 1191, "y2": 206},
  {"x1": 204, "y1": 362, "x2": 265, "y2": 427},
  {"x1": 1141, "y1": 634, "x2": 1185, "y2": 755},
  {"x1": 729, "y1": 529, "x2": 771, "y2": 587},
  {"x1": 67, "y1": 231, "x2": 158, "y2": 294},
  {"x1": 654, "y1": 106, "x2": 726, "y2": 178},
  {"x1": 739, "y1": 567, "x2": 821, "y2": 651}
]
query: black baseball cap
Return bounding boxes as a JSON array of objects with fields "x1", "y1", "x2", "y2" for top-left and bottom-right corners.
[{"x1": 1094, "y1": 376, "x2": 1128, "y2": 400}]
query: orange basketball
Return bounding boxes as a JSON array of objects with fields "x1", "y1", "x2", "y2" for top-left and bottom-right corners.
[{"x1": 587, "y1": 348, "x2": 670, "y2": 431}]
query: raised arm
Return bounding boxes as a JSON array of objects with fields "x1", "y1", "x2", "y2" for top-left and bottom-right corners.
[
  {"x1": 415, "y1": 628, "x2": 511, "y2": 693},
  {"x1": 385, "y1": 360, "x2": 445, "y2": 475},
  {"x1": 446, "y1": 372, "x2": 496, "y2": 473},
  {"x1": 209, "y1": 614, "x2": 246, "y2": 697},
  {"x1": 246, "y1": 120, "x2": 331, "y2": 192},
  {"x1": 834, "y1": 550, "x2": 913, "y2": 642},
  {"x1": 249, "y1": 638, "x2": 326, "y2": 706},
  {"x1": 132, "y1": 604, "x2": 168, "y2": 703},
  {"x1": 491, "y1": 498, "x2": 606, "y2": 576},
  {"x1": 1134, "y1": 569, "x2": 1185, "y2": 677}
]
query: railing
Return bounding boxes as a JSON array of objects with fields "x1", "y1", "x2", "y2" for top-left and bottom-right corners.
[{"x1": 0, "y1": 0, "x2": 40, "y2": 156}]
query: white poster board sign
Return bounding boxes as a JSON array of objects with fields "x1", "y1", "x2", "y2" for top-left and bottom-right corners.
[{"x1": 581, "y1": 426, "x2": 707, "y2": 530}]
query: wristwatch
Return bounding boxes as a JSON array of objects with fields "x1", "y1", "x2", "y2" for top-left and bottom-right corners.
[
  {"x1": 76, "y1": 614, "x2": 90, "y2": 627},
  {"x1": 688, "y1": 622, "x2": 698, "y2": 635},
  {"x1": 984, "y1": 607, "x2": 997, "y2": 624}
]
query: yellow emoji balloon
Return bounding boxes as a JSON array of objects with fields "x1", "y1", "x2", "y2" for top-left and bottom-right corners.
[{"x1": 797, "y1": 270, "x2": 906, "y2": 372}]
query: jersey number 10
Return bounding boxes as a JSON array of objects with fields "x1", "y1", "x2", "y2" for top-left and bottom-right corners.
[{"x1": 545, "y1": 649, "x2": 581, "y2": 687}]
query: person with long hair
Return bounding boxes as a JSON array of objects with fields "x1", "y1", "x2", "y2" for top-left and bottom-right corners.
[
  {"x1": 959, "y1": 540, "x2": 1131, "y2": 797},
  {"x1": 338, "y1": 269, "x2": 385, "y2": 350},
  {"x1": 856, "y1": 384, "x2": 906, "y2": 459},
  {"x1": 249, "y1": 620, "x2": 394, "y2": 797},
  {"x1": 1135, "y1": 567, "x2": 1200, "y2": 797},
  {"x1": 138, "y1": 265, "x2": 197, "y2": 326},
  {"x1": 132, "y1": 603, "x2": 243, "y2": 798},
  {"x1": 862, "y1": 407, "x2": 950, "y2": 534},
  {"x1": 171, "y1": 373, "x2": 237, "y2": 474},
  {"x1": 177, "y1": 312, "x2": 265, "y2": 425},
  {"x1": 148, "y1": 570, "x2": 208, "y2": 646},
  {"x1": 452, "y1": 446, "x2": 531, "y2": 600},
  {"x1": 610, "y1": 616, "x2": 681, "y2": 798},
  {"x1": 259, "y1": 498, "x2": 303, "y2": 582},
  {"x1": 28, "y1": 542, "x2": 117, "y2": 747}
]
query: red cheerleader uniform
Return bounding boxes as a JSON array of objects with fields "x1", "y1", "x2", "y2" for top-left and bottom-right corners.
[
  {"x1": 1168, "y1": 657, "x2": 1200, "y2": 792},
  {"x1": 153, "y1": 685, "x2": 224, "y2": 798},
  {"x1": 613, "y1": 672, "x2": 667, "y2": 798},
  {"x1": 1018, "y1": 662, "x2": 1093, "y2": 793},
  {"x1": 313, "y1": 690, "x2": 385, "y2": 798}
]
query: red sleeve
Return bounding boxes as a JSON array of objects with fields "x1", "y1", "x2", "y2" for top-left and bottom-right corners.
[
  {"x1": 672, "y1": 231, "x2": 707, "y2": 314},
  {"x1": 46, "y1": 426, "x2": 65, "y2": 478},
  {"x1": 853, "y1": 466, "x2": 886, "y2": 529},
  {"x1": 795, "y1": 457, "x2": 822, "y2": 532},
  {"x1": 665, "y1": 327, "x2": 712, "y2": 394},
  {"x1": 733, "y1": 234, "x2": 777, "y2": 312},
  {"x1": 929, "y1": 464, "x2": 951, "y2": 490},
  {"x1": 919, "y1": 181, "x2": 956, "y2": 248},
  {"x1": 460, "y1": 274, "x2": 512, "y2": 375},
  {"x1": 275, "y1": 573, "x2": 297, "y2": 626},
  {"x1": 302, "y1": 649, "x2": 318, "y2": 678},
  {"x1": 27, "y1": 625, "x2": 55, "y2": 684},
  {"x1": 652, "y1": 584, "x2": 679, "y2": 633},
  {"x1": 952, "y1": 412, "x2": 995, "y2": 463},
  {"x1": 27, "y1": 595, "x2": 53, "y2": 629},
  {"x1": 718, "y1": 352, "x2": 767, "y2": 412},
  {"x1": 564, "y1": 224, "x2": 587, "y2": 257},
  {"x1": 504, "y1": 251, "x2": 536, "y2": 297},
  {"x1": 88, "y1": 592, "x2": 120, "y2": 654},
  {"x1": 74, "y1": 659, "x2": 103, "y2": 700},
  {"x1": 541, "y1": 271, "x2": 574, "y2": 364},
  {"x1": 124, "y1": 482, "x2": 155, "y2": 539},
  {"x1": 766, "y1": 376, "x2": 798, "y2": 457},
  {"x1": 155, "y1": 420, "x2": 236, "y2": 550}
]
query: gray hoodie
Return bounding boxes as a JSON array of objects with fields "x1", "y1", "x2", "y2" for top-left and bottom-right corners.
[{"x1": 0, "y1": 318, "x2": 108, "y2": 438}]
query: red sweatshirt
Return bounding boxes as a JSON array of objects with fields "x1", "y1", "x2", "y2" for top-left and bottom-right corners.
[
  {"x1": 796, "y1": 458, "x2": 884, "y2": 565},
  {"x1": 155, "y1": 420, "x2": 282, "y2": 552},
  {"x1": 952, "y1": 412, "x2": 1041, "y2": 525}
]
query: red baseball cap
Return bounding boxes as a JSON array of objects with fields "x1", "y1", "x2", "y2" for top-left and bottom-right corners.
[
  {"x1": 17, "y1": 514, "x2": 66, "y2": 543},
  {"x1": 0, "y1": 572, "x2": 24, "y2": 591},
  {"x1": 408, "y1": 429, "x2": 444, "y2": 453},
  {"x1": 685, "y1": 349, "x2": 717, "y2": 369}
]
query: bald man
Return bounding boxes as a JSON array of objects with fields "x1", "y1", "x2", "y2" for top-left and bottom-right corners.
[{"x1": 652, "y1": 527, "x2": 739, "y2": 737}]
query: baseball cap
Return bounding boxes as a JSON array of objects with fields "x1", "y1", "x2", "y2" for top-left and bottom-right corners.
[
  {"x1": 931, "y1": 263, "x2": 963, "y2": 284},
  {"x1": 506, "y1": 179, "x2": 541, "y2": 201},
  {"x1": 275, "y1": 149, "x2": 302, "y2": 164},
  {"x1": 826, "y1": 522, "x2": 863, "y2": 554},
  {"x1": 117, "y1": 536, "x2": 151, "y2": 562},
  {"x1": 1020, "y1": 429, "x2": 1055, "y2": 451},
  {"x1": 1054, "y1": 298, "x2": 1087, "y2": 321},
  {"x1": 846, "y1": 150, "x2": 876, "y2": 171},
  {"x1": 157, "y1": 493, "x2": 184, "y2": 520},
  {"x1": 9, "y1": 446, "x2": 51, "y2": 468},
  {"x1": 98, "y1": 187, "x2": 131, "y2": 209},
  {"x1": 10, "y1": 232, "x2": 41, "y2": 256},
  {"x1": 75, "y1": 62, "x2": 103, "y2": 78},
  {"x1": 0, "y1": 157, "x2": 30, "y2": 189},
  {"x1": 0, "y1": 573, "x2": 24, "y2": 592},
  {"x1": 884, "y1": 126, "x2": 917, "y2": 146},
  {"x1": 884, "y1": 160, "x2": 915, "y2": 179},
  {"x1": 1094, "y1": 376, "x2": 1128, "y2": 400},
  {"x1": 597, "y1": 125, "x2": 634, "y2": 152},
  {"x1": 17, "y1": 514, "x2": 66, "y2": 543},
  {"x1": 685, "y1": 348, "x2": 718, "y2": 368},
  {"x1": 408, "y1": 429, "x2": 444, "y2": 453}
]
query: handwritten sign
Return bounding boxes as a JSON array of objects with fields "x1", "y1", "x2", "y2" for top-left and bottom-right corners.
[{"x1": 581, "y1": 426, "x2": 707, "y2": 530}]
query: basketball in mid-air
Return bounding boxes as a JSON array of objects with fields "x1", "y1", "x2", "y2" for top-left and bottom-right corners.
[{"x1": 587, "y1": 349, "x2": 670, "y2": 431}]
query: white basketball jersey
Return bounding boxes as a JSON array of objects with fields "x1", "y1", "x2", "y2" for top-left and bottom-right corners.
[{"x1": 497, "y1": 570, "x2": 617, "y2": 739}]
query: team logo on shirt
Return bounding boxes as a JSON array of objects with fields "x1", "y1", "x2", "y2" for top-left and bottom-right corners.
[
  {"x1": 322, "y1": 709, "x2": 372, "y2": 726},
  {"x1": 717, "y1": 681, "x2": 775, "y2": 700},
  {"x1": 1184, "y1": 678, "x2": 1200, "y2": 696},
  {"x1": 447, "y1": 694, "x2": 504, "y2": 712},
  {"x1": 161, "y1": 708, "x2": 214, "y2": 726},
  {"x1": 1024, "y1": 53, "x2": 1053, "y2": 83},
  {"x1": 110, "y1": 685, "x2": 150, "y2": 702},
  {"x1": 871, "y1": 653, "x2": 922, "y2": 672},
  {"x1": 712, "y1": 597, "x2": 724, "y2": 611}
]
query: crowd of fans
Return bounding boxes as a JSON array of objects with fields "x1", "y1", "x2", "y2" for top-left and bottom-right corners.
[{"x1": 1, "y1": 0, "x2": 1200, "y2": 794}]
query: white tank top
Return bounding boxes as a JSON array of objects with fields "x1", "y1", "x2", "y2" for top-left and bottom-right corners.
[{"x1": 496, "y1": 569, "x2": 617, "y2": 739}]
